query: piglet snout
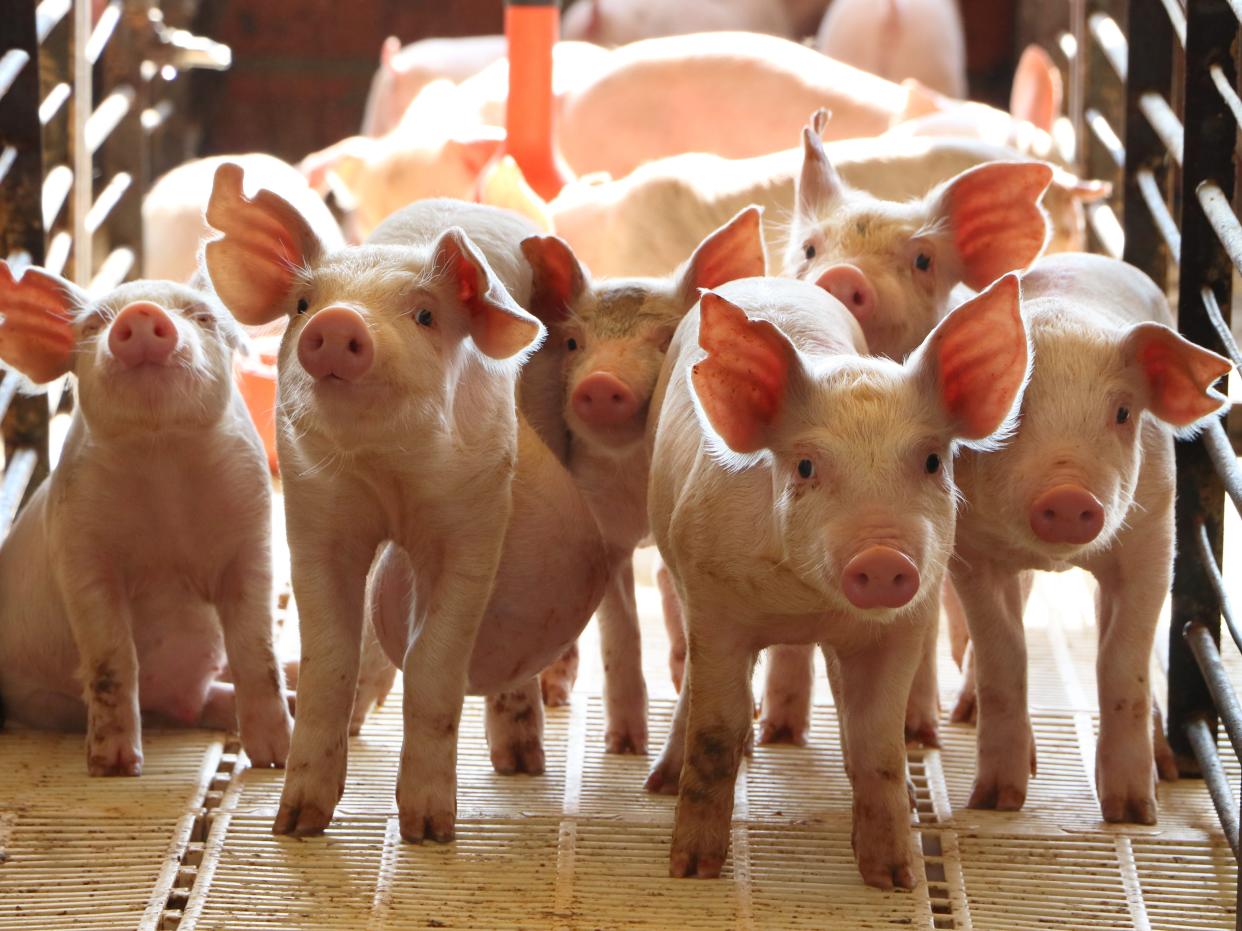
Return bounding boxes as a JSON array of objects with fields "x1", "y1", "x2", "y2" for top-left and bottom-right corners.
[
  {"x1": 109, "y1": 302, "x2": 177, "y2": 368},
  {"x1": 572, "y1": 371, "x2": 639, "y2": 426},
  {"x1": 842, "y1": 545, "x2": 920, "y2": 610},
  {"x1": 816, "y1": 264, "x2": 876, "y2": 323},
  {"x1": 1029, "y1": 484, "x2": 1104, "y2": 545},
  {"x1": 297, "y1": 306, "x2": 374, "y2": 382}
]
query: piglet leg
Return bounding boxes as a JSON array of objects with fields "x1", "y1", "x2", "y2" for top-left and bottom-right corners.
[
  {"x1": 599, "y1": 551, "x2": 648, "y2": 754},
  {"x1": 486, "y1": 677, "x2": 546, "y2": 775},
  {"x1": 351, "y1": 604, "x2": 399, "y2": 736},
  {"x1": 539, "y1": 641, "x2": 579, "y2": 707},
  {"x1": 758, "y1": 644, "x2": 815, "y2": 745},
  {"x1": 904, "y1": 620, "x2": 941, "y2": 748},
  {"x1": 656, "y1": 559, "x2": 686, "y2": 693},
  {"x1": 646, "y1": 671, "x2": 690, "y2": 795}
]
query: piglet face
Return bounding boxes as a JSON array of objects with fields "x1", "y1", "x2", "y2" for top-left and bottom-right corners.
[
  {"x1": 961, "y1": 312, "x2": 1231, "y2": 560},
  {"x1": 691, "y1": 275, "x2": 1029, "y2": 619},
  {"x1": 787, "y1": 123, "x2": 1052, "y2": 360}
]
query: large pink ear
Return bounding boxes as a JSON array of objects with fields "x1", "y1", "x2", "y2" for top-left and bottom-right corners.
[
  {"x1": 691, "y1": 290, "x2": 802, "y2": 455},
  {"x1": 1124, "y1": 322, "x2": 1232, "y2": 428},
  {"x1": 204, "y1": 162, "x2": 325, "y2": 327},
  {"x1": 677, "y1": 206, "x2": 767, "y2": 305},
  {"x1": 1010, "y1": 45, "x2": 1063, "y2": 133},
  {"x1": 935, "y1": 161, "x2": 1053, "y2": 290},
  {"x1": 432, "y1": 227, "x2": 544, "y2": 360},
  {"x1": 521, "y1": 234, "x2": 587, "y2": 324},
  {"x1": 0, "y1": 262, "x2": 84, "y2": 383},
  {"x1": 912, "y1": 274, "x2": 1030, "y2": 442},
  {"x1": 380, "y1": 35, "x2": 400, "y2": 69},
  {"x1": 796, "y1": 125, "x2": 846, "y2": 218}
]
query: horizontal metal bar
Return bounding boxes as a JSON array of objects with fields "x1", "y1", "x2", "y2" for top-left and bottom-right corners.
[
  {"x1": 1087, "y1": 202, "x2": 1124, "y2": 259},
  {"x1": 0, "y1": 50, "x2": 31, "y2": 105},
  {"x1": 1087, "y1": 13, "x2": 1127, "y2": 83},
  {"x1": 86, "y1": 1, "x2": 121, "y2": 66},
  {"x1": 85, "y1": 172, "x2": 132, "y2": 234},
  {"x1": 1137, "y1": 168, "x2": 1182, "y2": 262},
  {"x1": 1201, "y1": 287, "x2": 1242, "y2": 371},
  {"x1": 1194, "y1": 522, "x2": 1242, "y2": 656},
  {"x1": 35, "y1": 0, "x2": 71, "y2": 43},
  {"x1": 43, "y1": 231, "x2": 70, "y2": 278},
  {"x1": 41, "y1": 164, "x2": 72, "y2": 231},
  {"x1": 0, "y1": 447, "x2": 38, "y2": 540},
  {"x1": 1210, "y1": 64, "x2": 1242, "y2": 131},
  {"x1": 38, "y1": 82, "x2": 70, "y2": 126},
  {"x1": 85, "y1": 87, "x2": 134, "y2": 156},
  {"x1": 1199, "y1": 181, "x2": 1242, "y2": 279},
  {"x1": 1087, "y1": 108, "x2": 1125, "y2": 169},
  {"x1": 1228, "y1": 0, "x2": 1242, "y2": 30},
  {"x1": 1139, "y1": 92, "x2": 1185, "y2": 166},
  {"x1": 1185, "y1": 715, "x2": 1240, "y2": 857},
  {"x1": 1204, "y1": 419, "x2": 1242, "y2": 517},
  {"x1": 1157, "y1": 0, "x2": 1189, "y2": 46},
  {"x1": 0, "y1": 146, "x2": 15, "y2": 187},
  {"x1": 1186, "y1": 621, "x2": 1242, "y2": 764}
]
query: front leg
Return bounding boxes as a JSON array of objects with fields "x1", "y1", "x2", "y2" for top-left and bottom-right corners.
[
  {"x1": 952, "y1": 557, "x2": 1034, "y2": 811},
  {"x1": 62, "y1": 575, "x2": 142, "y2": 776},
  {"x1": 758, "y1": 643, "x2": 815, "y2": 745},
  {"x1": 655, "y1": 557, "x2": 687, "y2": 692},
  {"x1": 398, "y1": 529, "x2": 507, "y2": 843},
  {"x1": 904, "y1": 619, "x2": 941, "y2": 748},
  {"x1": 668, "y1": 610, "x2": 754, "y2": 878},
  {"x1": 218, "y1": 542, "x2": 292, "y2": 768},
  {"x1": 273, "y1": 534, "x2": 375, "y2": 836},
  {"x1": 599, "y1": 551, "x2": 648, "y2": 754},
  {"x1": 834, "y1": 612, "x2": 927, "y2": 891},
  {"x1": 485, "y1": 677, "x2": 545, "y2": 775}
]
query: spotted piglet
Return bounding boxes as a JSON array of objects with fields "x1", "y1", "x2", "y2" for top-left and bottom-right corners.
[
  {"x1": 521, "y1": 206, "x2": 766, "y2": 753},
  {"x1": 203, "y1": 166, "x2": 607, "y2": 841},
  {"x1": 0, "y1": 267, "x2": 291, "y2": 775},
  {"x1": 646, "y1": 273, "x2": 1031, "y2": 887},
  {"x1": 951, "y1": 252, "x2": 1231, "y2": 823}
]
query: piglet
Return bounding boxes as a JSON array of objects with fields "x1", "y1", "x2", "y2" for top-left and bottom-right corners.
[
  {"x1": 0, "y1": 268, "x2": 291, "y2": 775},
  {"x1": 521, "y1": 206, "x2": 766, "y2": 752},
  {"x1": 646, "y1": 273, "x2": 1031, "y2": 887},
  {"x1": 562, "y1": 0, "x2": 793, "y2": 45},
  {"x1": 951, "y1": 252, "x2": 1231, "y2": 823},
  {"x1": 203, "y1": 166, "x2": 607, "y2": 840}
]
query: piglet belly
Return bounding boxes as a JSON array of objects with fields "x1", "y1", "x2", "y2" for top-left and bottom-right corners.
[{"x1": 132, "y1": 600, "x2": 226, "y2": 725}]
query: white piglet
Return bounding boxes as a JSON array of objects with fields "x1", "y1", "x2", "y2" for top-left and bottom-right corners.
[
  {"x1": 203, "y1": 166, "x2": 607, "y2": 841},
  {"x1": 646, "y1": 274, "x2": 1031, "y2": 888},
  {"x1": 0, "y1": 269, "x2": 290, "y2": 775}
]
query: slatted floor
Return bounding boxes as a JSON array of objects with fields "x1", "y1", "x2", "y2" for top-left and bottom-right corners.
[{"x1": 2, "y1": 523, "x2": 1240, "y2": 929}]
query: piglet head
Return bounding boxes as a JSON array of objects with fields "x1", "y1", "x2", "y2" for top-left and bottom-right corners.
[
  {"x1": 523, "y1": 206, "x2": 765, "y2": 451},
  {"x1": 205, "y1": 163, "x2": 542, "y2": 451},
  {"x1": 788, "y1": 121, "x2": 1052, "y2": 360},
  {"x1": 0, "y1": 263, "x2": 243, "y2": 435},
  {"x1": 690, "y1": 274, "x2": 1029, "y2": 619}
]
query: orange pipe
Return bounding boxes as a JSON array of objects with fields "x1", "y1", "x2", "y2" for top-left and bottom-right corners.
[{"x1": 504, "y1": 1, "x2": 571, "y2": 200}]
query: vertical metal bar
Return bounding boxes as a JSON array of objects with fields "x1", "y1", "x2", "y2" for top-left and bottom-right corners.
[
  {"x1": 1168, "y1": 0, "x2": 1237, "y2": 774},
  {"x1": 1084, "y1": 0, "x2": 1127, "y2": 254},
  {"x1": 1122, "y1": 0, "x2": 1175, "y2": 288},
  {"x1": 0, "y1": 0, "x2": 51, "y2": 504},
  {"x1": 72, "y1": 0, "x2": 90, "y2": 284}
]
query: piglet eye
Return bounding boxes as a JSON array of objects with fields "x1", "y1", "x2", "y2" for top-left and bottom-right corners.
[
  {"x1": 915, "y1": 253, "x2": 932, "y2": 272},
  {"x1": 925, "y1": 453, "x2": 941, "y2": 474},
  {"x1": 566, "y1": 337, "x2": 578, "y2": 351},
  {"x1": 1116, "y1": 406, "x2": 1130, "y2": 424},
  {"x1": 797, "y1": 458, "x2": 815, "y2": 479},
  {"x1": 804, "y1": 243, "x2": 816, "y2": 261},
  {"x1": 296, "y1": 298, "x2": 309, "y2": 314},
  {"x1": 416, "y1": 308, "x2": 433, "y2": 326}
]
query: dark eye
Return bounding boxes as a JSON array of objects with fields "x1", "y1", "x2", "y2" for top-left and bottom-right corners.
[
  {"x1": 804, "y1": 243, "x2": 816, "y2": 261},
  {"x1": 296, "y1": 298, "x2": 309, "y2": 314},
  {"x1": 566, "y1": 337, "x2": 578, "y2": 351},
  {"x1": 925, "y1": 453, "x2": 941, "y2": 474},
  {"x1": 797, "y1": 458, "x2": 814, "y2": 479},
  {"x1": 915, "y1": 253, "x2": 932, "y2": 272},
  {"x1": 1116, "y1": 406, "x2": 1130, "y2": 424},
  {"x1": 416, "y1": 308, "x2": 433, "y2": 326}
]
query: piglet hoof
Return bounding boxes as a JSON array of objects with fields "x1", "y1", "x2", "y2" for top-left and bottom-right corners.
[
  {"x1": 1098, "y1": 750, "x2": 1159, "y2": 825},
  {"x1": 604, "y1": 700, "x2": 648, "y2": 755},
  {"x1": 644, "y1": 757, "x2": 682, "y2": 795},
  {"x1": 272, "y1": 801, "x2": 334, "y2": 837},
  {"x1": 757, "y1": 717, "x2": 809, "y2": 746},
  {"x1": 397, "y1": 804, "x2": 456, "y2": 844},
  {"x1": 904, "y1": 718, "x2": 940, "y2": 749},
  {"x1": 967, "y1": 777, "x2": 1027, "y2": 812},
  {"x1": 668, "y1": 827, "x2": 730, "y2": 879},
  {"x1": 490, "y1": 738, "x2": 546, "y2": 776},
  {"x1": 1151, "y1": 704, "x2": 1179, "y2": 782},
  {"x1": 273, "y1": 764, "x2": 344, "y2": 836},
  {"x1": 539, "y1": 644, "x2": 579, "y2": 708},
  {"x1": 240, "y1": 707, "x2": 293, "y2": 769},
  {"x1": 949, "y1": 687, "x2": 977, "y2": 725},
  {"x1": 852, "y1": 807, "x2": 916, "y2": 891},
  {"x1": 87, "y1": 733, "x2": 143, "y2": 777},
  {"x1": 1099, "y1": 789, "x2": 1158, "y2": 826}
]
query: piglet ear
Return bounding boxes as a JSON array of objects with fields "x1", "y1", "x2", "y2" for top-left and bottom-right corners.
[
  {"x1": 935, "y1": 161, "x2": 1053, "y2": 290},
  {"x1": 691, "y1": 290, "x2": 803, "y2": 456},
  {"x1": 1124, "y1": 322, "x2": 1232, "y2": 429},
  {"x1": 912, "y1": 273, "x2": 1030, "y2": 443},
  {"x1": 0, "y1": 262, "x2": 84, "y2": 383},
  {"x1": 205, "y1": 162, "x2": 324, "y2": 327},
  {"x1": 522, "y1": 234, "x2": 587, "y2": 324},
  {"x1": 1010, "y1": 45, "x2": 1063, "y2": 133},
  {"x1": 432, "y1": 227, "x2": 544, "y2": 360},
  {"x1": 796, "y1": 125, "x2": 846, "y2": 218},
  {"x1": 678, "y1": 205, "x2": 766, "y2": 306}
]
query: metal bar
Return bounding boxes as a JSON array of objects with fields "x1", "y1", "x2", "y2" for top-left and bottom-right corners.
[
  {"x1": 1139, "y1": 91, "x2": 1185, "y2": 165},
  {"x1": 1137, "y1": 168, "x2": 1182, "y2": 261},
  {"x1": 1157, "y1": 0, "x2": 1189, "y2": 45},
  {"x1": 34, "y1": 0, "x2": 71, "y2": 44},
  {"x1": 1200, "y1": 287, "x2": 1242, "y2": 373},
  {"x1": 0, "y1": 50, "x2": 30, "y2": 103},
  {"x1": 1167, "y1": 0, "x2": 1237, "y2": 776},
  {"x1": 0, "y1": 446, "x2": 37, "y2": 539},
  {"x1": 1186, "y1": 622, "x2": 1242, "y2": 764},
  {"x1": 1087, "y1": 108, "x2": 1125, "y2": 168},
  {"x1": 72, "y1": 0, "x2": 91, "y2": 288},
  {"x1": 1195, "y1": 522, "x2": 1242, "y2": 656},
  {"x1": 84, "y1": 87, "x2": 133, "y2": 156},
  {"x1": 1211, "y1": 63, "x2": 1242, "y2": 129},
  {"x1": 1088, "y1": 12, "x2": 1128, "y2": 82},
  {"x1": 1200, "y1": 181, "x2": 1242, "y2": 276},
  {"x1": 1204, "y1": 420, "x2": 1242, "y2": 517},
  {"x1": 84, "y1": 172, "x2": 132, "y2": 234},
  {"x1": 1186, "y1": 715, "x2": 1241, "y2": 856}
]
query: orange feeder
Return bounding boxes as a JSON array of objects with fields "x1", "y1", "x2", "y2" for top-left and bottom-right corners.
[
  {"x1": 235, "y1": 334, "x2": 281, "y2": 475},
  {"x1": 503, "y1": 0, "x2": 572, "y2": 201}
]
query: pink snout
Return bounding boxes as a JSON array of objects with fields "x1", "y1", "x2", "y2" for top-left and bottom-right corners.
[
  {"x1": 572, "y1": 371, "x2": 639, "y2": 427},
  {"x1": 816, "y1": 264, "x2": 877, "y2": 323},
  {"x1": 297, "y1": 306, "x2": 374, "y2": 382},
  {"x1": 842, "y1": 546, "x2": 920, "y2": 610},
  {"x1": 108, "y1": 302, "x2": 177, "y2": 367},
  {"x1": 1029, "y1": 484, "x2": 1105, "y2": 545}
]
